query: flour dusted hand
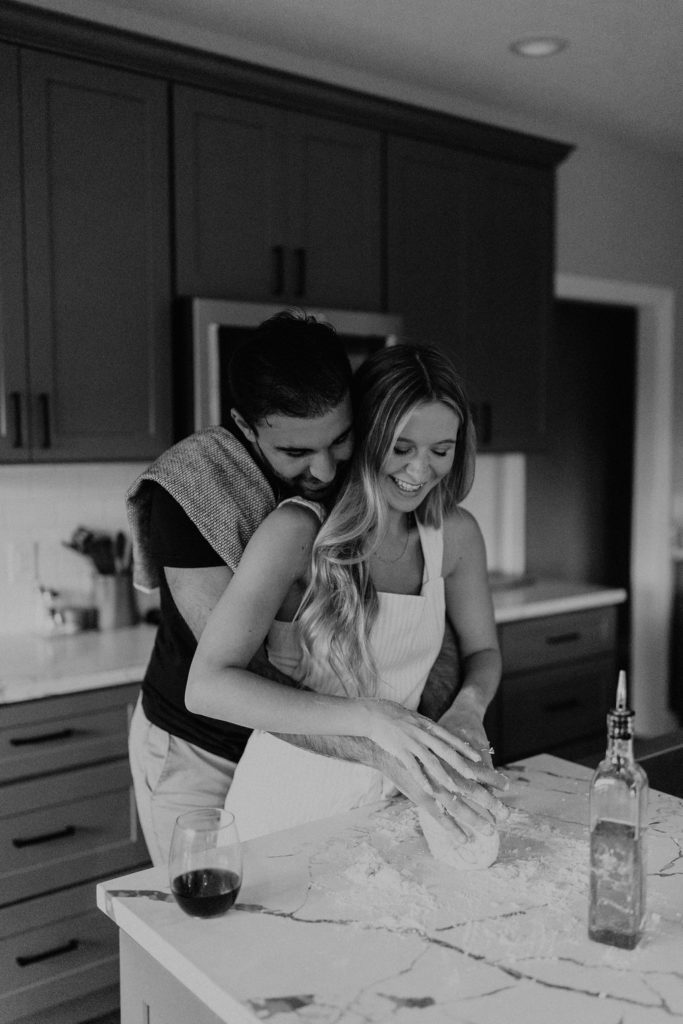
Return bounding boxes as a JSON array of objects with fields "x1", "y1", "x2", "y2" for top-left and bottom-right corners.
[
  {"x1": 418, "y1": 807, "x2": 499, "y2": 870},
  {"x1": 362, "y1": 698, "x2": 481, "y2": 795}
]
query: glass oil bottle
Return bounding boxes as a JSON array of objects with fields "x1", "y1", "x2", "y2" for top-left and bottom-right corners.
[{"x1": 589, "y1": 670, "x2": 648, "y2": 949}]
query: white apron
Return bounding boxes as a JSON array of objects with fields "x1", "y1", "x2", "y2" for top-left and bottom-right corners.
[{"x1": 224, "y1": 514, "x2": 446, "y2": 841}]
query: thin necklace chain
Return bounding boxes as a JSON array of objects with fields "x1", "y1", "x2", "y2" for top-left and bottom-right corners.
[{"x1": 373, "y1": 515, "x2": 413, "y2": 564}]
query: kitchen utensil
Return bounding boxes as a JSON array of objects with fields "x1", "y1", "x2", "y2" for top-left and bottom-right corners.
[
  {"x1": 114, "y1": 530, "x2": 132, "y2": 574},
  {"x1": 94, "y1": 573, "x2": 138, "y2": 629},
  {"x1": 169, "y1": 809, "x2": 242, "y2": 919}
]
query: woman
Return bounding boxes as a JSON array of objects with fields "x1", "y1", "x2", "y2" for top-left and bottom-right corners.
[{"x1": 186, "y1": 344, "x2": 504, "y2": 842}]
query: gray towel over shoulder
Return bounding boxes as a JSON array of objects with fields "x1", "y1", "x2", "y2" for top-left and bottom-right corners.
[{"x1": 125, "y1": 427, "x2": 276, "y2": 592}]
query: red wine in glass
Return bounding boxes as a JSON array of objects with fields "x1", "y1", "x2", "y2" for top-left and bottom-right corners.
[
  {"x1": 169, "y1": 809, "x2": 242, "y2": 919},
  {"x1": 171, "y1": 867, "x2": 241, "y2": 918}
]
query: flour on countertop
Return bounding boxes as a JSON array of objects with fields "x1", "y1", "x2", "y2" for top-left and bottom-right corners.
[{"x1": 308, "y1": 801, "x2": 590, "y2": 950}]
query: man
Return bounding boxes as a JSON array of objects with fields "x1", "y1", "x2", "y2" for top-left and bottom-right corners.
[{"x1": 127, "y1": 311, "x2": 506, "y2": 865}]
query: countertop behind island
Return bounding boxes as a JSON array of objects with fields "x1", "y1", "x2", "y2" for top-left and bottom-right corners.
[{"x1": 0, "y1": 580, "x2": 626, "y2": 705}]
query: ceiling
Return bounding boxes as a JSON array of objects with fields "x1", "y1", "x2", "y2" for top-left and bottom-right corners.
[{"x1": 18, "y1": 0, "x2": 683, "y2": 156}]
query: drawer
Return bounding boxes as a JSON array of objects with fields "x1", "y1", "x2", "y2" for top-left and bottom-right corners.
[
  {"x1": 0, "y1": 880, "x2": 118, "y2": 1024},
  {"x1": 499, "y1": 606, "x2": 617, "y2": 674},
  {"x1": 0, "y1": 760, "x2": 149, "y2": 906},
  {"x1": 499, "y1": 657, "x2": 613, "y2": 762},
  {"x1": 0, "y1": 684, "x2": 139, "y2": 782}
]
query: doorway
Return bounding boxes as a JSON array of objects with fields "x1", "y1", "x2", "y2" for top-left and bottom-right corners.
[
  {"x1": 525, "y1": 299, "x2": 636, "y2": 669},
  {"x1": 553, "y1": 274, "x2": 676, "y2": 736}
]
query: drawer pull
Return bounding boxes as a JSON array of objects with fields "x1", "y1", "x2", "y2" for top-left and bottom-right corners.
[
  {"x1": 16, "y1": 938, "x2": 79, "y2": 968},
  {"x1": 545, "y1": 631, "x2": 581, "y2": 646},
  {"x1": 544, "y1": 697, "x2": 581, "y2": 714},
  {"x1": 9, "y1": 391, "x2": 24, "y2": 448},
  {"x1": 13, "y1": 825, "x2": 76, "y2": 849},
  {"x1": 10, "y1": 728, "x2": 75, "y2": 747}
]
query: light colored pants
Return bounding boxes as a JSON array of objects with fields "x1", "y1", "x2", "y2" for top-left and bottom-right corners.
[{"x1": 128, "y1": 696, "x2": 237, "y2": 866}]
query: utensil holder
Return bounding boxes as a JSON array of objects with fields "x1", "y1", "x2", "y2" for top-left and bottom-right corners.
[{"x1": 95, "y1": 573, "x2": 138, "y2": 630}]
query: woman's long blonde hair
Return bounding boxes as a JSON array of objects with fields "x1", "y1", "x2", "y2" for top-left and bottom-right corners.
[{"x1": 296, "y1": 344, "x2": 476, "y2": 695}]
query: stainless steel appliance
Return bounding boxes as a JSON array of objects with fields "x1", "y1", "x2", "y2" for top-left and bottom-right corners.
[{"x1": 178, "y1": 298, "x2": 402, "y2": 434}]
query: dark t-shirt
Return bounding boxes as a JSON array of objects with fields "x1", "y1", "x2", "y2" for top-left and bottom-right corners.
[{"x1": 141, "y1": 482, "x2": 252, "y2": 760}]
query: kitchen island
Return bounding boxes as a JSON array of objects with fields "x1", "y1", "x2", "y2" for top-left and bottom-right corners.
[{"x1": 97, "y1": 754, "x2": 683, "y2": 1024}]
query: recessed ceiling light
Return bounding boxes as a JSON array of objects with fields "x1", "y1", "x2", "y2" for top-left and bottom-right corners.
[{"x1": 510, "y1": 36, "x2": 568, "y2": 58}]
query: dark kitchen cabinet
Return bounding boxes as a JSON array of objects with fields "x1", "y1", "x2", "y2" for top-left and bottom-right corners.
[
  {"x1": 491, "y1": 606, "x2": 618, "y2": 764},
  {"x1": 386, "y1": 137, "x2": 467, "y2": 360},
  {"x1": 0, "y1": 45, "x2": 28, "y2": 463},
  {"x1": 387, "y1": 136, "x2": 556, "y2": 451},
  {"x1": 0, "y1": 48, "x2": 171, "y2": 462},
  {"x1": 460, "y1": 152, "x2": 554, "y2": 451},
  {"x1": 0, "y1": 684, "x2": 148, "y2": 1024},
  {"x1": 173, "y1": 86, "x2": 382, "y2": 310}
]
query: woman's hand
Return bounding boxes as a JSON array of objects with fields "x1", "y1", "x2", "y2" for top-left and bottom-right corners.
[
  {"x1": 362, "y1": 698, "x2": 481, "y2": 786},
  {"x1": 359, "y1": 698, "x2": 510, "y2": 843},
  {"x1": 438, "y1": 685, "x2": 502, "y2": 771}
]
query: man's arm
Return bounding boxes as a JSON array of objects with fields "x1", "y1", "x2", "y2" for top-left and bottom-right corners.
[{"x1": 168, "y1": 565, "x2": 507, "y2": 840}]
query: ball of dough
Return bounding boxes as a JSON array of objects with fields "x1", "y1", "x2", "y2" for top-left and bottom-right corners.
[{"x1": 418, "y1": 808, "x2": 499, "y2": 870}]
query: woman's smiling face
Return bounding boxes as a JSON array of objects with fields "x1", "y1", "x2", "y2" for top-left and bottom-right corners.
[{"x1": 381, "y1": 400, "x2": 460, "y2": 511}]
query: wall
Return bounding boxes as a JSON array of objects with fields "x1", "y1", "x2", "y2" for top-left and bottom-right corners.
[
  {"x1": 0, "y1": 455, "x2": 521, "y2": 635},
  {"x1": 554, "y1": 133, "x2": 683, "y2": 509}
]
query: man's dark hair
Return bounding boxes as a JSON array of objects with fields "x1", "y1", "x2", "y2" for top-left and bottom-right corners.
[{"x1": 227, "y1": 310, "x2": 352, "y2": 426}]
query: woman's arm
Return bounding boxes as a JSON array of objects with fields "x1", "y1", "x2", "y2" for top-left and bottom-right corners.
[
  {"x1": 186, "y1": 504, "x2": 481, "y2": 791},
  {"x1": 439, "y1": 508, "x2": 502, "y2": 762}
]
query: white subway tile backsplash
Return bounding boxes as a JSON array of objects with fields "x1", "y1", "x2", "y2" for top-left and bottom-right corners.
[
  {"x1": 1, "y1": 462, "x2": 145, "y2": 635},
  {"x1": 0, "y1": 454, "x2": 526, "y2": 635}
]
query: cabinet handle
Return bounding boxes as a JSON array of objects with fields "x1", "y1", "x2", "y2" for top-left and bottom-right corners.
[
  {"x1": 9, "y1": 391, "x2": 24, "y2": 447},
  {"x1": 293, "y1": 247, "x2": 306, "y2": 297},
  {"x1": 16, "y1": 938, "x2": 79, "y2": 968},
  {"x1": 544, "y1": 697, "x2": 581, "y2": 714},
  {"x1": 481, "y1": 402, "x2": 492, "y2": 445},
  {"x1": 38, "y1": 392, "x2": 51, "y2": 448},
  {"x1": 271, "y1": 246, "x2": 285, "y2": 295},
  {"x1": 10, "y1": 727, "x2": 75, "y2": 747},
  {"x1": 545, "y1": 631, "x2": 581, "y2": 646},
  {"x1": 12, "y1": 825, "x2": 76, "y2": 849}
]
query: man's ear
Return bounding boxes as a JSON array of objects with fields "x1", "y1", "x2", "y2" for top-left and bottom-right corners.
[{"x1": 230, "y1": 408, "x2": 257, "y2": 443}]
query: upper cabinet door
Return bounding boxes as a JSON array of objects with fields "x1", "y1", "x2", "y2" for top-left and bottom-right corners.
[
  {"x1": 173, "y1": 86, "x2": 382, "y2": 310},
  {"x1": 460, "y1": 153, "x2": 554, "y2": 452},
  {"x1": 20, "y1": 51, "x2": 171, "y2": 461},
  {"x1": 387, "y1": 135, "x2": 556, "y2": 452},
  {"x1": 0, "y1": 45, "x2": 29, "y2": 462},
  {"x1": 287, "y1": 112, "x2": 381, "y2": 310},
  {"x1": 173, "y1": 89, "x2": 286, "y2": 301},
  {"x1": 386, "y1": 136, "x2": 467, "y2": 362}
]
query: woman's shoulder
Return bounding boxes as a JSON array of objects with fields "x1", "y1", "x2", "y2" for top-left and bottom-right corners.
[
  {"x1": 246, "y1": 498, "x2": 322, "y2": 571},
  {"x1": 441, "y1": 506, "x2": 486, "y2": 573}
]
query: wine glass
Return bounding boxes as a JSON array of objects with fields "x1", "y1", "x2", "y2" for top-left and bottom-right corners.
[{"x1": 169, "y1": 808, "x2": 242, "y2": 918}]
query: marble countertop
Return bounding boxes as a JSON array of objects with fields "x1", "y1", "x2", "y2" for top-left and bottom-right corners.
[
  {"x1": 0, "y1": 624, "x2": 156, "y2": 704},
  {"x1": 98, "y1": 754, "x2": 683, "y2": 1024},
  {"x1": 0, "y1": 581, "x2": 626, "y2": 705}
]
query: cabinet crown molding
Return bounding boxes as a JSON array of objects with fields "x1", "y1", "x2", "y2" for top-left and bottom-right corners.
[{"x1": 0, "y1": 0, "x2": 573, "y2": 167}]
